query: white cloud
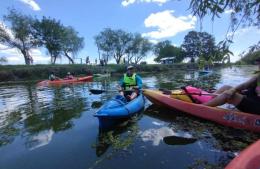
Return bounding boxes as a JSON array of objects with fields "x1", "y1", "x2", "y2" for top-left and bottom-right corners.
[
  {"x1": 225, "y1": 27, "x2": 260, "y2": 62},
  {"x1": 145, "y1": 55, "x2": 157, "y2": 64},
  {"x1": 224, "y1": 9, "x2": 234, "y2": 14},
  {"x1": 0, "y1": 21, "x2": 15, "y2": 40},
  {"x1": 121, "y1": 0, "x2": 170, "y2": 7},
  {"x1": 0, "y1": 47, "x2": 50, "y2": 64},
  {"x1": 142, "y1": 10, "x2": 197, "y2": 39},
  {"x1": 148, "y1": 39, "x2": 159, "y2": 44},
  {"x1": 19, "y1": 0, "x2": 41, "y2": 11},
  {"x1": 140, "y1": 127, "x2": 193, "y2": 146},
  {"x1": 227, "y1": 26, "x2": 260, "y2": 38},
  {"x1": 122, "y1": 0, "x2": 136, "y2": 6}
]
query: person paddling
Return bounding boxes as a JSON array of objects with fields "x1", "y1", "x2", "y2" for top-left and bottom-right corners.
[
  {"x1": 204, "y1": 57, "x2": 260, "y2": 114},
  {"x1": 49, "y1": 72, "x2": 60, "y2": 81},
  {"x1": 65, "y1": 72, "x2": 74, "y2": 80},
  {"x1": 118, "y1": 65, "x2": 142, "y2": 101}
]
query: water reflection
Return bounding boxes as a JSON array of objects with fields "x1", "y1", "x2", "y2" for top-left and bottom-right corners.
[
  {"x1": 140, "y1": 126, "x2": 194, "y2": 146},
  {"x1": 94, "y1": 116, "x2": 140, "y2": 157},
  {"x1": 0, "y1": 84, "x2": 87, "y2": 149},
  {"x1": 0, "y1": 66, "x2": 259, "y2": 169}
]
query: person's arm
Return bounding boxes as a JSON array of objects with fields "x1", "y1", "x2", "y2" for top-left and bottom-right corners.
[
  {"x1": 233, "y1": 75, "x2": 257, "y2": 92},
  {"x1": 135, "y1": 75, "x2": 142, "y2": 89},
  {"x1": 118, "y1": 77, "x2": 124, "y2": 91}
]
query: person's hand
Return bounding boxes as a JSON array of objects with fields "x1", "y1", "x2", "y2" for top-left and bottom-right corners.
[
  {"x1": 132, "y1": 86, "x2": 139, "y2": 91},
  {"x1": 223, "y1": 88, "x2": 236, "y2": 99},
  {"x1": 116, "y1": 85, "x2": 123, "y2": 92}
]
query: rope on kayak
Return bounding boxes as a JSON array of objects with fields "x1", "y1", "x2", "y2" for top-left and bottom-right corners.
[{"x1": 181, "y1": 86, "x2": 199, "y2": 104}]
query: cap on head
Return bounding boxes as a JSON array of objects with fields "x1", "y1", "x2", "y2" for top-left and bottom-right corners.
[
  {"x1": 67, "y1": 72, "x2": 71, "y2": 75},
  {"x1": 127, "y1": 65, "x2": 134, "y2": 70}
]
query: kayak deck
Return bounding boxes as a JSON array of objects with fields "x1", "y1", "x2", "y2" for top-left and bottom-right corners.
[
  {"x1": 143, "y1": 89, "x2": 260, "y2": 133},
  {"x1": 94, "y1": 94, "x2": 145, "y2": 129}
]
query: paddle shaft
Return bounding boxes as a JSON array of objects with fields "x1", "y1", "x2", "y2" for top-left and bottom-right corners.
[
  {"x1": 171, "y1": 92, "x2": 218, "y2": 97},
  {"x1": 89, "y1": 88, "x2": 134, "y2": 94}
]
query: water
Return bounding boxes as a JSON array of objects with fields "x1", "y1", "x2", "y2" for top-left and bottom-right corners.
[{"x1": 0, "y1": 66, "x2": 259, "y2": 169}]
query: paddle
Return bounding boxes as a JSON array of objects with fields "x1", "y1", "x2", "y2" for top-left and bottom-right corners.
[
  {"x1": 89, "y1": 89, "x2": 133, "y2": 94},
  {"x1": 163, "y1": 136, "x2": 197, "y2": 145},
  {"x1": 160, "y1": 89, "x2": 218, "y2": 97},
  {"x1": 89, "y1": 89, "x2": 118, "y2": 94},
  {"x1": 90, "y1": 88, "x2": 219, "y2": 96}
]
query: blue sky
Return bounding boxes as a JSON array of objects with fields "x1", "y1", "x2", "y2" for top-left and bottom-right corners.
[{"x1": 0, "y1": 0, "x2": 259, "y2": 64}]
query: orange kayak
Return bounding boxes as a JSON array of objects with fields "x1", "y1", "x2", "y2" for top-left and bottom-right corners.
[
  {"x1": 37, "y1": 76, "x2": 93, "y2": 85},
  {"x1": 225, "y1": 140, "x2": 260, "y2": 169},
  {"x1": 143, "y1": 89, "x2": 260, "y2": 133}
]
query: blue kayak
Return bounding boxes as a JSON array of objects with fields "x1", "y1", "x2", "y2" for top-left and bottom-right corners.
[
  {"x1": 198, "y1": 70, "x2": 213, "y2": 76},
  {"x1": 94, "y1": 94, "x2": 145, "y2": 129}
]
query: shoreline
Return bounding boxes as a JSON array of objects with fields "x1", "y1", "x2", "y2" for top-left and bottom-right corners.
[{"x1": 0, "y1": 63, "x2": 230, "y2": 83}]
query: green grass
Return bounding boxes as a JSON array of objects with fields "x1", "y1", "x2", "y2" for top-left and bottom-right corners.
[{"x1": 0, "y1": 63, "x2": 223, "y2": 82}]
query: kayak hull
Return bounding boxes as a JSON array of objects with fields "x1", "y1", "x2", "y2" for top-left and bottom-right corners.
[
  {"x1": 198, "y1": 70, "x2": 213, "y2": 76},
  {"x1": 94, "y1": 94, "x2": 145, "y2": 129},
  {"x1": 143, "y1": 89, "x2": 260, "y2": 133},
  {"x1": 37, "y1": 76, "x2": 93, "y2": 85},
  {"x1": 225, "y1": 140, "x2": 260, "y2": 169}
]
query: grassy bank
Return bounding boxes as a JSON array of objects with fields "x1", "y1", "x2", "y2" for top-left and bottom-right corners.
[{"x1": 0, "y1": 63, "x2": 217, "y2": 82}]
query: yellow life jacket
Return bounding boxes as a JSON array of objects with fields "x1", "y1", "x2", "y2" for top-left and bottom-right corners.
[
  {"x1": 170, "y1": 89, "x2": 193, "y2": 103},
  {"x1": 123, "y1": 73, "x2": 136, "y2": 90}
]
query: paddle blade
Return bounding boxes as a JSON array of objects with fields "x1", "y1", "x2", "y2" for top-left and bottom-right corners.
[
  {"x1": 163, "y1": 136, "x2": 197, "y2": 145},
  {"x1": 89, "y1": 89, "x2": 105, "y2": 94}
]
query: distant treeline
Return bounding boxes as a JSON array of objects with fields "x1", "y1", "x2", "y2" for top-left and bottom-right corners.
[{"x1": 0, "y1": 63, "x2": 214, "y2": 82}]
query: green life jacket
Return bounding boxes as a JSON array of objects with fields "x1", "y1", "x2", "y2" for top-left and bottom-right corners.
[{"x1": 123, "y1": 73, "x2": 136, "y2": 90}]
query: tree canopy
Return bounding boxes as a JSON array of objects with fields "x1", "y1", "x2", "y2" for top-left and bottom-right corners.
[
  {"x1": 95, "y1": 28, "x2": 151, "y2": 64},
  {"x1": 34, "y1": 17, "x2": 84, "y2": 64},
  {"x1": 0, "y1": 9, "x2": 38, "y2": 65},
  {"x1": 181, "y1": 31, "x2": 216, "y2": 62},
  {"x1": 153, "y1": 41, "x2": 184, "y2": 63}
]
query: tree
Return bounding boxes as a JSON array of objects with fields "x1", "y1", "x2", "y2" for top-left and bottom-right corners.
[
  {"x1": 239, "y1": 50, "x2": 260, "y2": 64},
  {"x1": 126, "y1": 33, "x2": 152, "y2": 64},
  {"x1": 153, "y1": 40, "x2": 171, "y2": 58},
  {"x1": 34, "y1": 17, "x2": 84, "y2": 64},
  {"x1": 213, "y1": 41, "x2": 233, "y2": 63},
  {"x1": 33, "y1": 17, "x2": 63, "y2": 64},
  {"x1": 61, "y1": 26, "x2": 84, "y2": 64},
  {"x1": 181, "y1": 31, "x2": 216, "y2": 63},
  {"x1": 189, "y1": 0, "x2": 260, "y2": 28},
  {"x1": 94, "y1": 28, "x2": 132, "y2": 64},
  {"x1": 0, "y1": 56, "x2": 7, "y2": 64},
  {"x1": 0, "y1": 9, "x2": 38, "y2": 65},
  {"x1": 154, "y1": 43, "x2": 184, "y2": 63},
  {"x1": 188, "y1": 0, "x2": 260, "y2": 51}
]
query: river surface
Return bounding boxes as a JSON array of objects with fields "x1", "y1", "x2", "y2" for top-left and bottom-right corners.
[{"x1": 0, "y1": 66, "x2": 259, "y2": 169}]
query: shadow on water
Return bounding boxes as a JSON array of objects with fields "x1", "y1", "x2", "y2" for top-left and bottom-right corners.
[{"x1": 163, "y1": 135, "x2": 197, "y2": 145}]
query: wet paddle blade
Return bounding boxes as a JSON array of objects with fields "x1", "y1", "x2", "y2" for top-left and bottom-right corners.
[
  {"x1": 89, "y1": 89, "x2": 105, "y2": 94},
  {"x1": 163, "y1": 136, "x2": 197, "y2": 145}
]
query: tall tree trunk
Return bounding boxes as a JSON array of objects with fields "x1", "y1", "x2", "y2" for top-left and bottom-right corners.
[
  {"x1": 65, "y1": 52, "x2": 74, "y2": 64},
  {"x1": 53, "y1": 56, "x2": 57, "y2": 64},
  {"x1": 114, "y1": 53, "x2": 121, "y2": 64},
  {"x1": 21, "y1": 49, "x2": 30, "y2": 65}
]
